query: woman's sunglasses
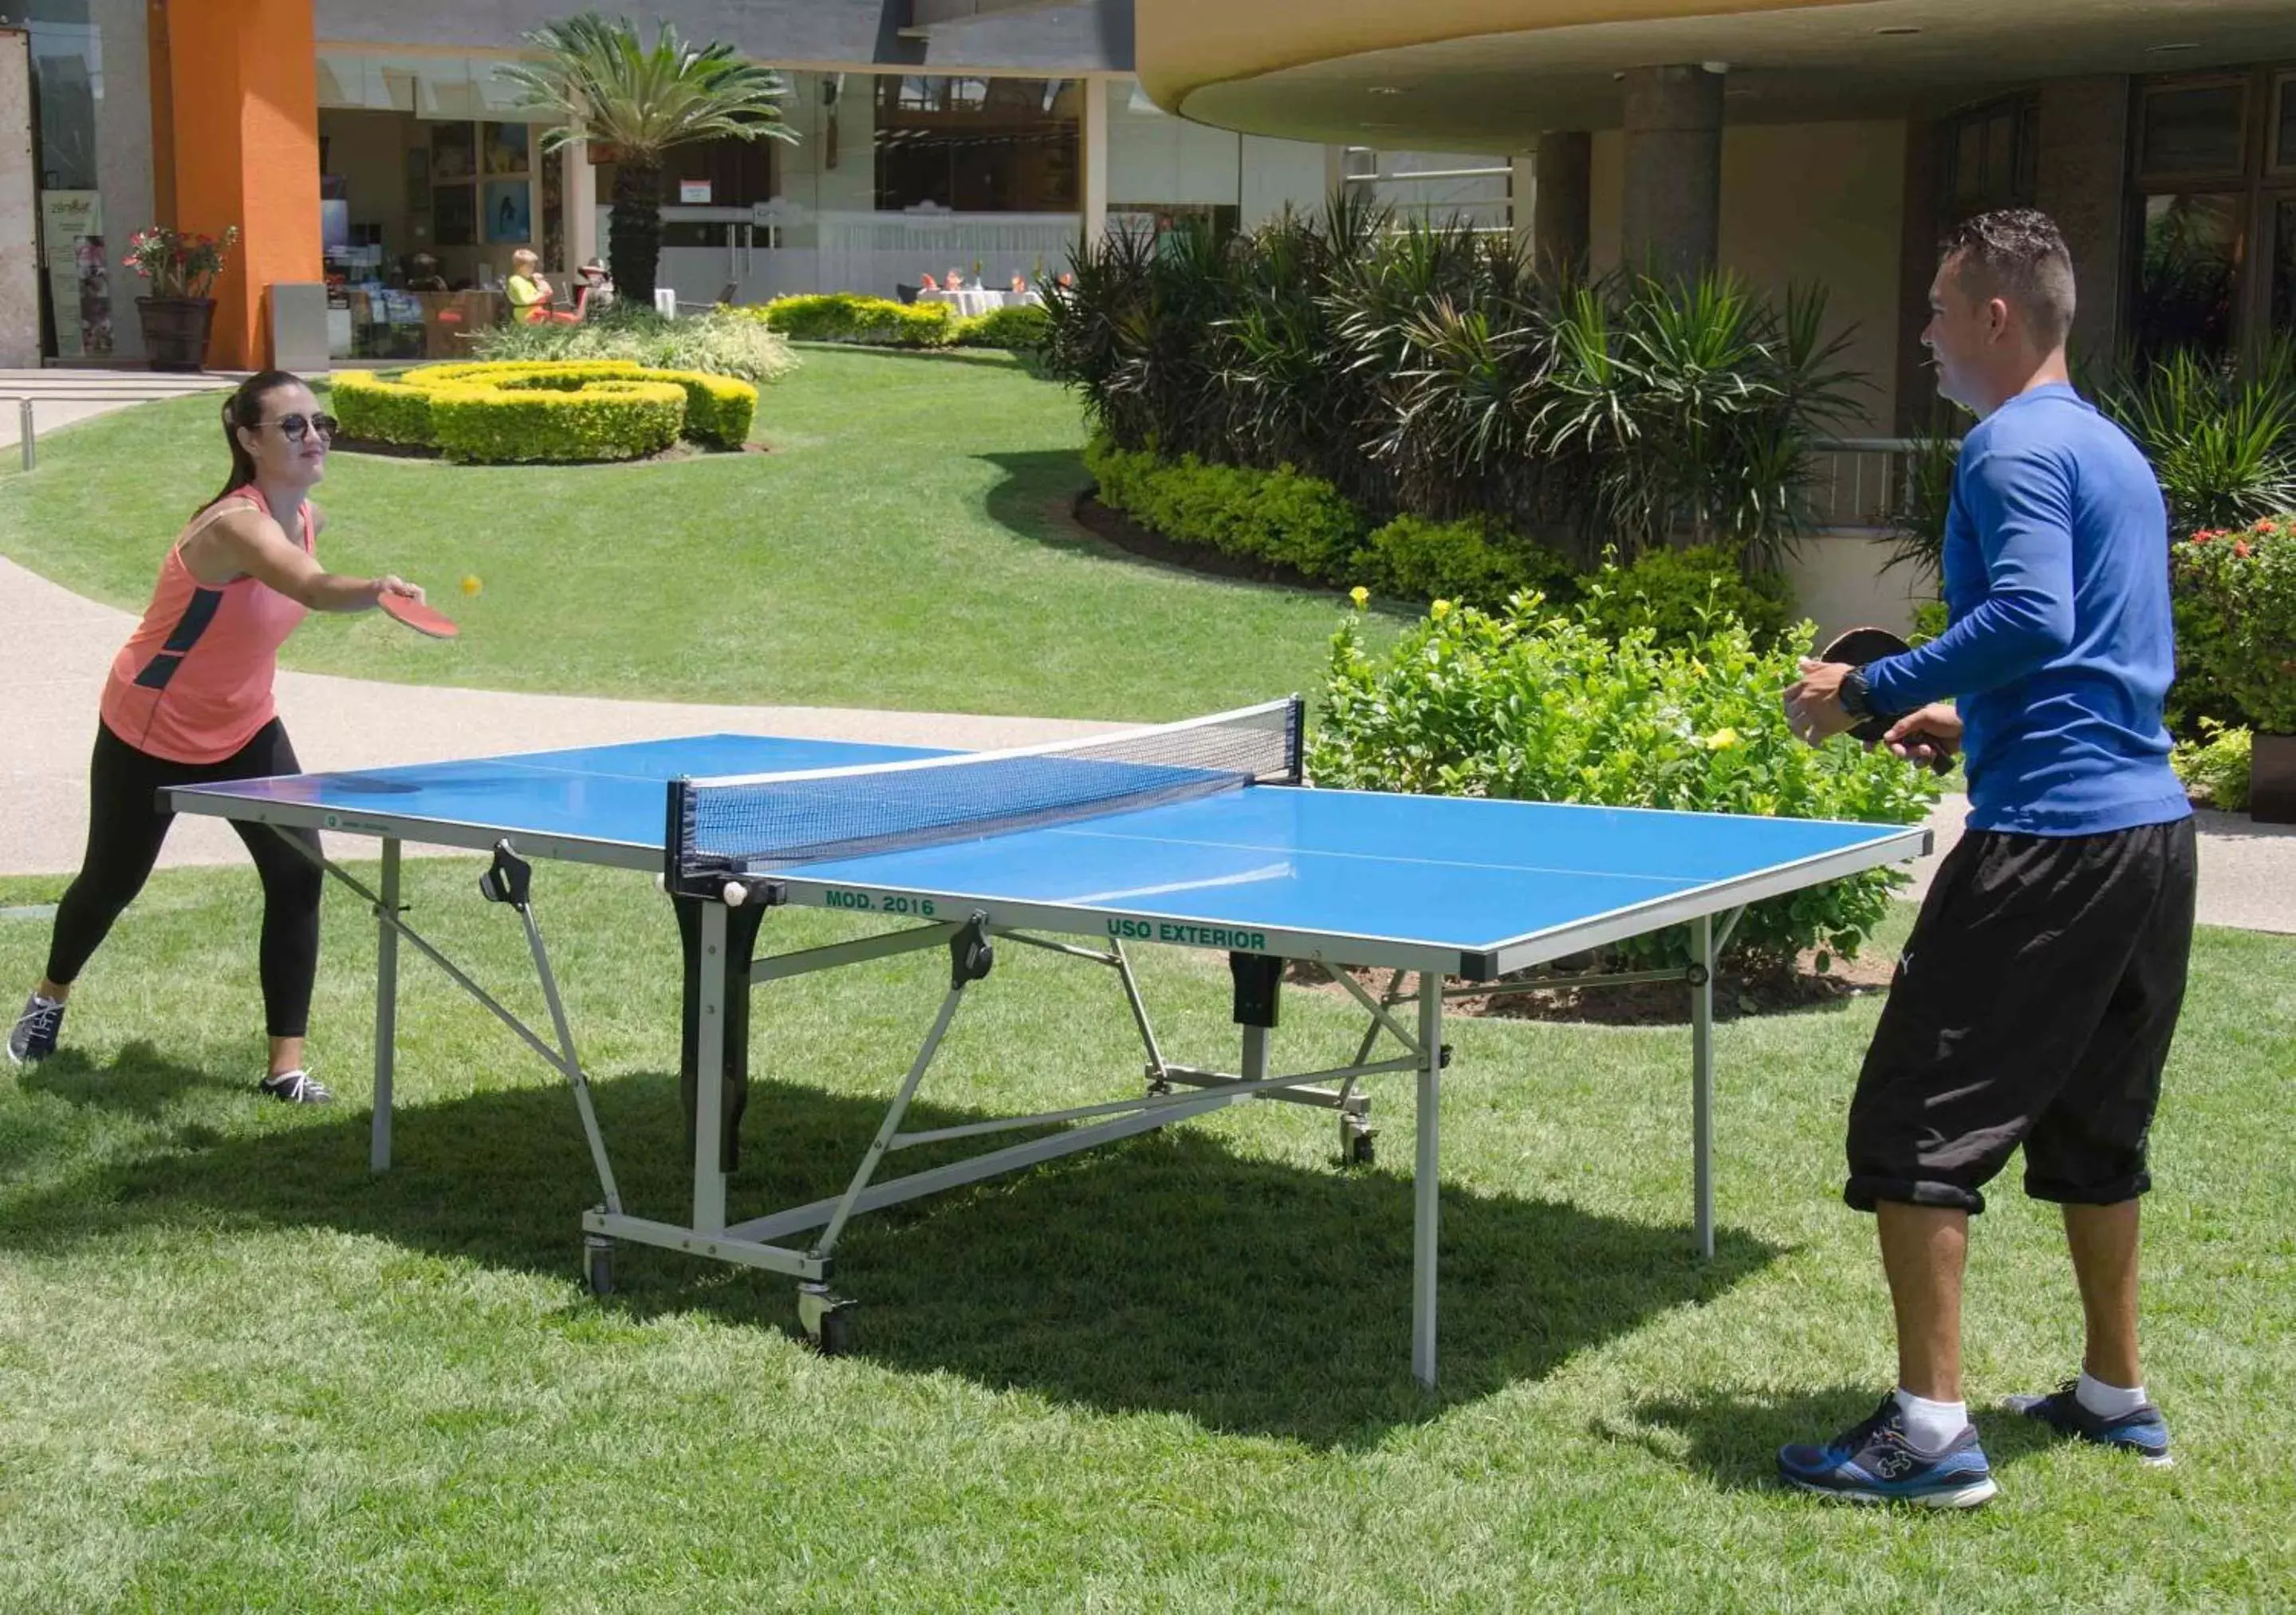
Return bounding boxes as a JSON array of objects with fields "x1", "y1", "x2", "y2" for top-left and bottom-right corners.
[{"x1": 259, "y1": 412, "x2": 338, "y2": 444}]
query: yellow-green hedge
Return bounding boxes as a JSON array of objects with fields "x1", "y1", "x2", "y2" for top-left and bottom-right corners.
[{"x1": 330, "y1": 360, "x2": 755, "y2": 463}]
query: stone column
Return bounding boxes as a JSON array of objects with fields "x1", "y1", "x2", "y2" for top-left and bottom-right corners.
[
  {"x1": 2034, "y1": 76, "x2": 2133, "y2": 365},
  {"x1": 1533, "y1": 130, "x2": 1592, "y2": 275},
  {"x1": 566, "y1": 135, "x2": 597, "y2": 274},
  {"x1": 1621, "y1": 65, "x2": 1723, "y2": 282}
]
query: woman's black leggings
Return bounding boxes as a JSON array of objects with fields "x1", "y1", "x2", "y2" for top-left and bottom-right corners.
[{"x1": 46, "y1": 720, "x2": 323, "y2": 1038}]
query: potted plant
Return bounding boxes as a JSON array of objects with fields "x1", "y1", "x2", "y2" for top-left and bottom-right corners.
[
  {"x1": 121, "y1": 224, "x2": 240, "y2": 371},
  {"x1": 2173, "y1": 515, "x2": 2296, "y2": 821}
]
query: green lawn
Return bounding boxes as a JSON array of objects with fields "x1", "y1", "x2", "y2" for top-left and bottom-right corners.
[
  {"x1": 0, "y1": 347, "x2": 1376, "y2": 722},
  {"x1": 3, "y1": 862, "x2": 2290, "y2": 1611}
]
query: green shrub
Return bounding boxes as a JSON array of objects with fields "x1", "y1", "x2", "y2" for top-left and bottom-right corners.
[
  {"x1": 2170, "y1": 719, "x2": 2252, "y2": 810},
  {"x1": 1309, "y1": 597, "x2": 1942, "y2": 970},
  {"x1": 469, "y1": 305, "x2": 797, "y2": 384},
  {"x1": 1573, "y1": 545, "x2": 1794, "y2": 648},
  {"x1": 753, "y1": 293, "x2": 956, "y2": 348},
  {"x1": 330, "y1": 369, "x2": 433, "y2": 446},
  {"x1": 1909, "y1": 598, "x2": 1949, "y2": 645},
  {"x1": 429, "y1": 378, "x2": 685, "y2": 463},
  {"x1": 955, "y1": 303, "x2": 1053, "y2": 350},
  {"x1": 333, "y1": 360, "x2": 750, "y2": 463},
  {"x1": 1357, "y1": 513, "x2": 1577, "y2": 611},
  {"x1": 1083, "y1": 434, "x2": 1366, "y2": 577},
  {"x1": 2171, "y1": 514, "x2": 2296, "y2": 735}
]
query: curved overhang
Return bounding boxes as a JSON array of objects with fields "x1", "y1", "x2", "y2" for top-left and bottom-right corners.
[{"x1": 1136, "y1": 0, "x2": 2295, "y2": 149}]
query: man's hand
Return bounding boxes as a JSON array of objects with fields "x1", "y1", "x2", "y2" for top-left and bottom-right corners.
[
  {"x1": 1783, "y1": 660, "x2": 1861, "y2": 746},
  {"x1": 1881, "y1": 703, "x2": 1962, "y2": 768}
]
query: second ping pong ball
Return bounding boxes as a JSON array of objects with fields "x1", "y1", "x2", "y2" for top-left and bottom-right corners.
[{"x1": 460, "y1": 575, "x2": 482, "y2": 596}]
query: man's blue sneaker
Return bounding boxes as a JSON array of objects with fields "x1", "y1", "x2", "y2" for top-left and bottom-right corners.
[
  {"x1": 2003, "y1": 1381, "x2": 2173, "y2": 1467},
  {"x1": 1778, "y1": 1396, "x2": 1999, "y2": 1508},
  {"x1": 6, "y1": 993, "x2": 65, "y2": 1065}
]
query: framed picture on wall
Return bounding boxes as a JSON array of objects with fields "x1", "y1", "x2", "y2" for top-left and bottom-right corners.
[
  {"x1": 406, "y1": 147, "x2": 431, "y2": 213},
  {"x1": 431, "y1": 122, "x2": 475, "y2": 181},
  {"x1": 435, "y1": 183, "x2": 475, "y2": 246},
  {"x1": 485, "y1": 121, "x2": 530, "y2": 176},
  {"x1": 484, "y1": 179, "x2": 532, "y2": 244}
]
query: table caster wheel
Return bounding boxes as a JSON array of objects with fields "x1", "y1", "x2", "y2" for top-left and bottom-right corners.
[
  {"x1": 584, "y1": 1234, "x2": 613, "y2": 1296},
  {"x1": 1341, "y1": 1118, "x2": 1376, "y2": 1167},
  {"x1": 1351, "y1": 1130, "x2": 1378, "y2": 1167},
  {"x1": 797, "y1": 1284, "x2": 856, "y2": 1356}
]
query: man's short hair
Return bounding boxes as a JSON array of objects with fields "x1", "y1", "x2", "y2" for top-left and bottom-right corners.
[{"x1": 1939, "y1": 208, "x2": 2077, "y2": 350}]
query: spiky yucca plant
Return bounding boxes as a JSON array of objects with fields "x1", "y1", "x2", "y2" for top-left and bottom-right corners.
[{"x1": 496, "y1": 13, "x2": 794, "y2": 306}]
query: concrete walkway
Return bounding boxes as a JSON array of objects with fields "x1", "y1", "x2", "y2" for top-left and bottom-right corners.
[
  {"x1": 0, "y1": 368, "x2": 242, "y2": 467},
  {"x1": 1, "y1": 380, "x2": 2290, "y2": 930}
]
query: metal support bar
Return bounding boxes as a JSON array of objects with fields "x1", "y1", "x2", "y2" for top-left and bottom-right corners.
[
  {"x1": 1413, "y1": 973, "x2": 1443, "y2": 1389},
  {"x1": 1715, "y1": 904, "x2": 1748, "y2": 955},
  {"x1": 991, "y1": 928, "x2": 1118, "y2": 964},
  {"x1": 1691, "y1": 912, "x2": 1717, "y2": 1259},
  {"x1": 514, "y1": 898, "x2": 621, "y2": 1215},
  {"x1": 1159, "y1": 1057, "x2": 1410, "y2": 1108},
  {"x1": 372, "y1": 839, "x2": 400, "y2": 1173},
  {"x1": 890, "y1": 1056, "x2": 1384, "y2": 1148},
  {"x1": 729, "y1": 1083, "x2": 1265, "y2": 1247},
  {"x1": 283, "y1": 838, "x2": 577, "y2": 1082},
  {"x1": 813, "y1": 974, "x2": 971, "y2": 1258},
  {"x1": 752, "y1": 922, "x2": 955, "y2": 983},
  {"x1": 1447, "y1": 966, "x2": 1691, "y2": 999},
  {"x1": 1324, "y1": 963, "x2": 1423, "y2": 1056},
  {"x1": 584, "y1": 1211, "x2": 826, "y2": 1281},
  {"x1": 1110, "y1": 940, "x2": 1170, "y2": 1085}
]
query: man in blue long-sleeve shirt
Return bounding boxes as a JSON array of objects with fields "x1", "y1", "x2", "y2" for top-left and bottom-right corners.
[{"x1": 1776, "y1": 210, "x2": 2196, "y2": 1508}]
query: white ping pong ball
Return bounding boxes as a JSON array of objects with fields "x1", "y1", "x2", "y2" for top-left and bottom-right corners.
[{"x1": 723, "y1": 881, "x2": 749, "y2": 908}]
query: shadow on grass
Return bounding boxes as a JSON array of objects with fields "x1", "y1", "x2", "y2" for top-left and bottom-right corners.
[
  {"x1": 1613, "y1": 1384, "x2": 2069, "y2": 1493},
  {"x1": 6, "y1": 1052, "x2": 1781, "y2": 1448},
  {"x1": 19, "y1": 1038, "x2": 245, "y2": 1116}
]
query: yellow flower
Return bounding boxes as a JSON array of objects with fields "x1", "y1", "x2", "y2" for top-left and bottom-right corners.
[
  {"x1": 1349, "y1": 585, "x2": 1369, "y2": 609},
  {"x1": 1430, "y1": 598, "x2": 1453, "y2": 620},
  {"x1": 1705, "y1": 727, "x2": 1741, "y2": 750}
]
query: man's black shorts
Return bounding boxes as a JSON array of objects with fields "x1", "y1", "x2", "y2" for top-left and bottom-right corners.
[{"x1": 1845, "y1": 816, "x2": 2196, "y2": 1215}]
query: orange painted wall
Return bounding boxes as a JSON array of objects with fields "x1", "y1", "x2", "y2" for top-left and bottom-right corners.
[{"x1": 160, "y1": 0, "x2": 321, "y2": 369}]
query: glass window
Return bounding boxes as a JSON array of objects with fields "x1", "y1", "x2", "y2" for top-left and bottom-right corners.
[
  {"x1": 28, "y1": 5, "x2": 113, "y2": 358},
  {"x1": 2274, "y1": 74, "x2": 2296, "y2": 172},
  {"x1": 874, "y1": 75, "x2": 1079, "y2": 213},
  {"x1": 1939, "y1": 94, "x2": 2038, "y2": 219},
  {"x1": 2133, "y1": 193, "x2": 2244, "y2": 362},
  {"x1": 2137, "y1": 82, "x2": 2247, "y2": 179}
]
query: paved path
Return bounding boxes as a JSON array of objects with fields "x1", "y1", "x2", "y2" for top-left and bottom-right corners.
[
  {"x1": 2, "y1": 380, "x2": 2289, "y2": 931},
  {"x1": 0, "y1": 368, "x2": 242, "y2": 467}
]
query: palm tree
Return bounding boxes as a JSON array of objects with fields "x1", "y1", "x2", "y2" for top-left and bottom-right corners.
[{"x1": 497, "y1": 13, "x2": 796, "y2": 307}]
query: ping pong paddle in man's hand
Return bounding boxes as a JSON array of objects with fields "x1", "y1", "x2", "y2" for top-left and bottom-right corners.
[
  {"x1": 379, "y1": 592, "x2": 459, "y2": 640},
  {"x1": 1806, "y1": 625, "x2": 1954, "y2": 775}
]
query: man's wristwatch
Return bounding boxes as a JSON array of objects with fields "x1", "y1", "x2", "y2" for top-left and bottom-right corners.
[{"x1": 1838, "y1": 666, "x2": 1874, "y2": 719}]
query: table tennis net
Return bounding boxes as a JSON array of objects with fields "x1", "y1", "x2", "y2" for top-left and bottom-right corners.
[{"x1": 668, "y1": 697, "x2": 1302, "y2": 881}]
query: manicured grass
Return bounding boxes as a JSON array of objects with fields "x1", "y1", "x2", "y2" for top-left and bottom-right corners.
[
  {"x1": 0, "y1": 349, "x2": 1384, "y2": 722},
  {"x1": 3, "y1": 861, "x2": 2290, "y2": 1610}
]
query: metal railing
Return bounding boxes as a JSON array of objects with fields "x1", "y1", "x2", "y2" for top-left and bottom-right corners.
[
  {"x1": 1806, "y1": 436, "x2": 1950, "y2": 533},
  {"x1": 6, "y1": 385, "x2": 234, "y2": 472}
]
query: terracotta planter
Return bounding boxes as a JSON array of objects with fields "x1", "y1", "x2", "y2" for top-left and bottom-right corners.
[
  {"x1": 136, "y1": 296, "x2": 217, "y2": 372},
  {"x1": 2251, "y1": 732, "x2": 2296, "y2": 825}
]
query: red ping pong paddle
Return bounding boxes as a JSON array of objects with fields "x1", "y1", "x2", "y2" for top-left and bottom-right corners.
[
  {"x1": 1809, "y1": 625, "x2": 1954, "y2": 775},
  {"x1": 380, "y1": 593, "x2": 459, "y2": 640}
]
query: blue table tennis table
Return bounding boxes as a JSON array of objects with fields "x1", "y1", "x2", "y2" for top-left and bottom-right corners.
[{"x1": 167, "y1": 699, "x2": 1928, "y2": 1385}]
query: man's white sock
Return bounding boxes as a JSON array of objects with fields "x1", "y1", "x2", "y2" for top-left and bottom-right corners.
[
  {"x1": 2075, "y1": 1371, "x2": 2148, "y2": 1419},
  {"x1": 1892, "y1": 1387, "x2": 1969, "y2": 1452}
]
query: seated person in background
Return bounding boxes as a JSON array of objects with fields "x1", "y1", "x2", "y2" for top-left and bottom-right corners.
[
  {"x1": 575, "y1": 258, "x2": 615, "y2": 313},
  {"x1": 404, "y1": 253, "x2": 447, "y2": 293},
  {"x1": 920, "y1": 272, "x2": 940, "y2": 291},
  {"x1": 947, "y1": 266, "x2": 967, "y2": 290},
  {"x1": 506, "y1": 249, "x2": 577, "y2": 325},
  {"x1": 1010, "y1": 274, "x2": 1028, "y2": 296}
]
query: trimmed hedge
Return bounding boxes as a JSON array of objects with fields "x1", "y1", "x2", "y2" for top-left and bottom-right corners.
[
  {"x1": 330, "y1": 360, "x2": 755, "y2": 463},
  {"x1": 1084, "y1": 433, "x2": 1794, "y2": 642},
  {"x1": 748, "y1": 293, "x2": 1053, "y2": 351},
  {"x1": 753, "y1": 293, "x2": 956, "y2": 348}
]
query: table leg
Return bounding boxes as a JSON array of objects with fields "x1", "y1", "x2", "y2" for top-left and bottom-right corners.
[
  {"x1": 1691, "y1": 912, "x2": 1715, "y2": 1259},
  {"x1": 371, "y1": 838, "x2": 400, "y2": 1174},
  {"x1": 1412, "y1": 971, "x2": 1443, "y2": 1389}
]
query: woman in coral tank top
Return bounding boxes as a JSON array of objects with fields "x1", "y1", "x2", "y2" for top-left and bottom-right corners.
[{"x1": 6, "y1": 372, "x2": 425, "y2": 1102}]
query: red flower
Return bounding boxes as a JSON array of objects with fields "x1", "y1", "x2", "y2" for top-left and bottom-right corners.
[{"x1": 2233, "y1": 541, "x2": 2251, "y2": 558}]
